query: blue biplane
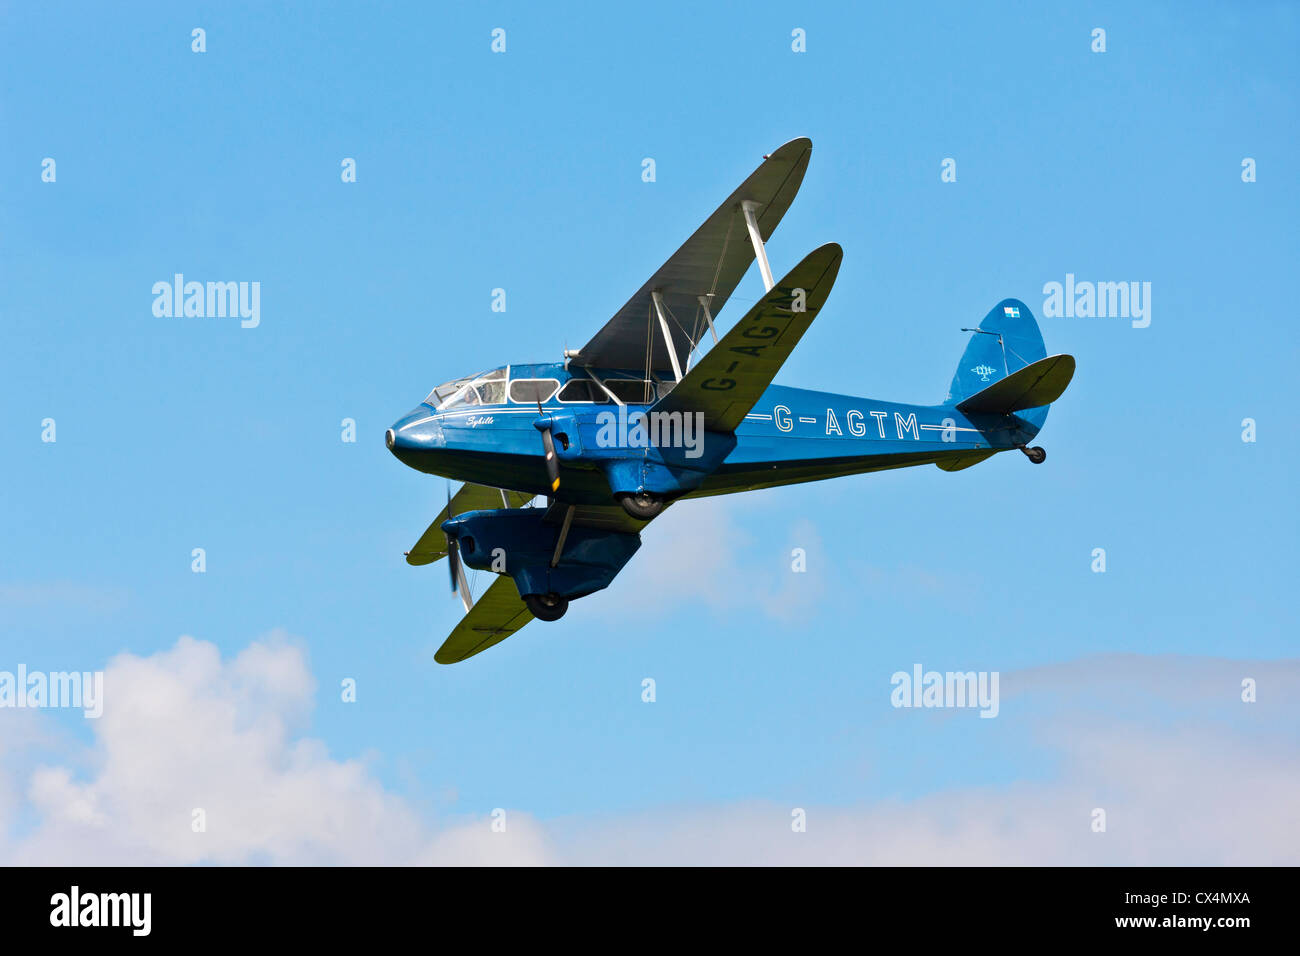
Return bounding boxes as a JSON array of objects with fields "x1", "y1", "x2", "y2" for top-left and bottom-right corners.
[{"x1": 387, "y1": 138, "x2": 1075, "y2": 663}]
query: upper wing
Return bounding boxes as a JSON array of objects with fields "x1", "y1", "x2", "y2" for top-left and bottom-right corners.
[
  {"x1": 406, "y1": 484, "x2": 534, "y2": 565},
  {"x1": 649, "y1": 243, "x2": 843, "y2": 433},
  {"x1": 575, "y1": 138, "x2": 812, "y2": 374},
  {"x1": 434, "y1": 574, "x2": 534, "y2": 664}
]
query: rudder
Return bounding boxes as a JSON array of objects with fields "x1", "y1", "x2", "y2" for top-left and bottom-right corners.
[{"x1": 946, "y1": 299, "x2": 1047, "y2": 404}]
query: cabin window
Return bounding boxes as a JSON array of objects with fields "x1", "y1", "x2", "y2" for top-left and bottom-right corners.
[
  {"x1": 476, "y1": 379, "x2": 506, "y2": 404},
  {"x1": 425, "y1": 378, "x2": 469, "y2": 407},
  {"x1": 509, "y1": 378, "x2": 561, "y2": 403},
  {"x1": 426, "y1": 368, "x2": 506, "y2": 409},
  {"x1": 558, "y1": 380, "x2": 610, "y2": 403},
  {"x1": 605, "y1": 380, "x2": 654, "y2": 404}
]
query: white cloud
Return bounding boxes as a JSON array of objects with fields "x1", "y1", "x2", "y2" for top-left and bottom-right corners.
[
  {"x1": 606, "y1": 496, "x2": 826, "y2": 621},
  {"x1": 1, "y1": 635, "x2": 1295, "y2": 866},
  {"x1": 0, "y1": 633, "x2": 544, "y2": 866},
  {"x1": 552, "y1": 719, "x2": 1300, "y2": 865}
]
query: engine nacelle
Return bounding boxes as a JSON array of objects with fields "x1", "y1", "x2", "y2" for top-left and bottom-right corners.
[{"x1": 441, "y1": 508, "x2": 640, "y2": 602}]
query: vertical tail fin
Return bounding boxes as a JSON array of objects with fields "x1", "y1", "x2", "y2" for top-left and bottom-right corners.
[{"x1": 947, "y1": 298, "x2": 1048, "y2": 403}]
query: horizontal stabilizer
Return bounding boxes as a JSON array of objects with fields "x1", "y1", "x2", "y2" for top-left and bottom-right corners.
[
  {"x1": 435, "y1": 575, "x2": 534, "y2": 664},
  {"x1": 955, "y1": 354, "x2": 1076, "y2": 416}
]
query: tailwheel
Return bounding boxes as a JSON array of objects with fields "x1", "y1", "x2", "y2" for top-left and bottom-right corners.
[
  {"x1": 524, "y1": 591, "x2": 569, "y2": 622},
  {"x1": 616, "y1": 492, "x2": 665, "y2": 520},
  {"x1": 1019, "y1": 445, "x2": 1047, "y2": 464}
]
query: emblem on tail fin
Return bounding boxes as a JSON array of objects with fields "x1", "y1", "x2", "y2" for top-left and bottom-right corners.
[{"x1": 971, "y1": 364, "x2": 998, "y2": 382}]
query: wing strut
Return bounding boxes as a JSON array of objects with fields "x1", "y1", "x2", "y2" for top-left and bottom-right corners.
[
  {"x1": 453, "y1": 557, "x2": 472, "y2": 613},
  {"x1": 697, "y1": 295, "x2": 720, "y2": 345},
  {"x1": 550, "y1": 505, "x2": 575, "y2": 568},
  {"x1": 651, "y1": 291, "x2": 684, "y2": 382},
  {"x1": 741, "y1": 200, "x2": 775, "y2": 292},
  {"x1": 686, "y1": 295, "x2": 721, "y2": 374}
]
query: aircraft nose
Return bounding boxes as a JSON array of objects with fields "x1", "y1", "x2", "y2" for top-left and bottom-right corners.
[{"x1": 387, "y1": 407, "x2": 444, "y2": 464}]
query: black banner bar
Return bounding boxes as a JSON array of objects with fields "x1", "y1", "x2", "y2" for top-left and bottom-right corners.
[{"x1": 0, "y1": 866, "x2": 1281, "y2": 941}]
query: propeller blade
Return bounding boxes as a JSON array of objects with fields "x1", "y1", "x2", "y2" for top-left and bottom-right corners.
[
  {"x1": 541, "y1": 429, "x2": 560, "y2": 492},
  {"x1": 445, "y1": 487, "x2": 455, "y2": 591},
  {"x1": 442, "y1": 484, "x2": 473, "y2": 612},
  {"x1": 536, "y1": 401, "x2": 560, "y2": 492},
  {"x1": 447, "y1": 535, "x2": 460, "y2": 594}
]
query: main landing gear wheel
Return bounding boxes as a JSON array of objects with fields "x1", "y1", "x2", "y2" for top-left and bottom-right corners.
[
  {"x1": 616, "y1": 492, "x2": 665, "y2": 520},
  {"x1": 1020, "y1": 445, "x2": 1047, "y2": 464},
  {"x1": 524, "y1": 592, "x2": 569, "y2": 622}
]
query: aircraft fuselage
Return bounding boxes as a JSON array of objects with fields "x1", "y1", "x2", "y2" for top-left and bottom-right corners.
[{"x1": 387, "y1": 363, "x2": 1045, "y2": 504}]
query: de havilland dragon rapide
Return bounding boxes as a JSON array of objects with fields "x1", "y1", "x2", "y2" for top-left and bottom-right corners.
[{"x1": 386, "y1": 138, "x2": 1075, "y2": 664}]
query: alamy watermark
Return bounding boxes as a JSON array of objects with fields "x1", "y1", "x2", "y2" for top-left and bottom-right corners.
[
  {"x1": 50, "y1": 886, "x2": 150, "y2": 936},
  {"x1": 890, "y1": 663, "x2": 999, "y2": 718},
  {"x1": 1043, "y1": 273, "x2": 1151, "y2": 328},
  {"x1": 595, "y1": 407, "x2": 706, "y2": 458},
  {"x1": 0, "y1": 665, "x2": 103, "y2": 718},
  {"x1": 152, "y1": 274, "x2": 260, "y2": 328}
]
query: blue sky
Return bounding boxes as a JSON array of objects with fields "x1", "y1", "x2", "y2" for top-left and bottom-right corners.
[{"x1": 1, "y1": 2, "x2": 1297, "y2": 863}]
